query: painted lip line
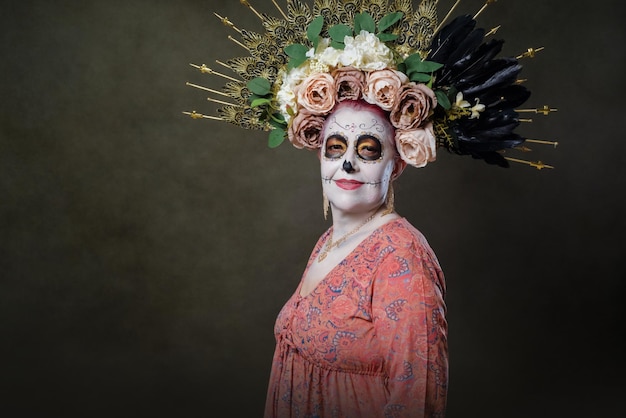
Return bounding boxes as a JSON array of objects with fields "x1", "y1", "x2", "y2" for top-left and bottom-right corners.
[{"x1": 334, "y1": 179, "x2": 364, "y2": 190}]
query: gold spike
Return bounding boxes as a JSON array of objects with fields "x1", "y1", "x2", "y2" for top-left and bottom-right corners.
[
  {"x1": 514, "y1": 145, "x2": 533, "y2": 152},
  {"x1": 474, "y1": 0, "x2": 497, "y2": 20},
  {"x1": 215, "y1": 60, "x2": 242, "y2": 78},
  {"x1": 240, "y1": 0, "x2": 264, "y2": 21},
  {"x1": 207, "y1": 97, "x2": 240, "y2": 107},
  {"x1": 538, "y1": 105, "x2": 558, "y2": 115},
  {"x1": 435, "y1": 0, "x2": 461, "y2": 34},
  {"x1": 516, "y1": 106, "x2": 558, "y2": 115},
  {"x1": 182, "y1": 111, "x2": 223, "y2": 121},
  {"x1": 271, "y1": 0, "x2": 288, "y2": 20},
  {"x1": 525, "y1": 139, "x2": 559, "y2": 148},
  {"x1": 504, "y1": 157, "x2": 554, "y2": 170},
  {"x1": 228, "y1": 35, "x2": 249, "y2": 51},
  {"x1": 519, "y1": 118, "x2": 533, "y2": 123},
  {"x1": 515, "y1": 78, "x2": 528, "y2": 85},
  {"x1": 214, "y1": 13, "x2": 242, "y2": 34},
  {"x1": 185, "y1": 82, "x2": 231, "y2": 98},
  {"x1": 516, "y1": 47, "x2": 545, "y2": 59},
  {"x1": 189, "y1": 63, "x2": 241, "y2": 82},
  {"x1": 485, "y1": 25, "x2": 501, "y2": 37}
]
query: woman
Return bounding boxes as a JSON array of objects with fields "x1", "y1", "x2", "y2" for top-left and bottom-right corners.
[
  {"x1": 264, "y1": 100, "x2": 448, "y2": 417},
  {"x1": 186, "y1": 1, "x2": 545, "y2": 416}
]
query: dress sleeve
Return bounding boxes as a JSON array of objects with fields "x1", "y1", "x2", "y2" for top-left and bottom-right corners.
[{"x1": 371, "y1": 243, "x2": 448, "y2": 418}]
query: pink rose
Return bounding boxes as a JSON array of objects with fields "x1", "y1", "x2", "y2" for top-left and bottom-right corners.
[
  {"x1": 332, "y1": 67, "x2": 365, "y2": 102},
  {"x1": 395, "y1": 122, "x2": 437, "y2": 168},
  {"x1": 296, "y1": 72, "x2": 336, "y2": 114},
  {"x1": 287, "y1": 109, "x2": 325, "y2": 150},
  {"x1": 363, "y1": 69, "x2": 408, "y2": 111},
  {"x1": 390, "y1": 82, "x2": 437, "y2": 129}
]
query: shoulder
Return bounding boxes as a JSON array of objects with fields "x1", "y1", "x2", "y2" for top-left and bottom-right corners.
[
  {"x1": 374, "y1": 218, "x2": 445, "y2": 295},
  {"x1": 378, "y1": 218, "x2": 439, "y2": 265}
]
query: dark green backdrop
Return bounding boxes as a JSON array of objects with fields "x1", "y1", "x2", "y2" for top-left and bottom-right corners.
[{"x1": 1, "y1": 0, "x2": 624, "y2": 416}]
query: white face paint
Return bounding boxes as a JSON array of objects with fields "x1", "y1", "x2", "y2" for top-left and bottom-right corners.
[{"x1": 320, "y1": 104, "x2": 399, "y2": 216}]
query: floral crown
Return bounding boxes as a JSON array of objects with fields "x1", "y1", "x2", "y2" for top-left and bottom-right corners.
[{"x1": 185, "y1": 0, "x2": 557, "y2": 169}]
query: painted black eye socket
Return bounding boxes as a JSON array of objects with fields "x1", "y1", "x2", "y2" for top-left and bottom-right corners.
[
  {"x1": 356, "y1": 136, "x2": 382, "y2": 161},
  {"x1": 324, "y1": 135, "x2": 347, "y2": 159}
]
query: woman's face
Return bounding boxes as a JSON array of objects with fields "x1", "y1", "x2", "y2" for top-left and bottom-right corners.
[{"x1": 320, "y1": 104, "x2": 400, "y2": 215}]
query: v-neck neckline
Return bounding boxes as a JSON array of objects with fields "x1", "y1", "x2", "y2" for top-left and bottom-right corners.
[{"x1": 297, "y1": 217, "x2": 405, "y2": 299}]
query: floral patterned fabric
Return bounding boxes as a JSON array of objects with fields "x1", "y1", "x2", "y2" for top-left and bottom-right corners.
[{"x1": 265, "y1": 218, "x2": 448, "y2": 418}]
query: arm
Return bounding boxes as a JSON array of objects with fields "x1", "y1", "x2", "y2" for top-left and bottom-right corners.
[{"x1": 372, "y1": 245, "x2": 448, "y2": 418}]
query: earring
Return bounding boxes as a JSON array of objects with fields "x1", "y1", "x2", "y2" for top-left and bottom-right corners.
[
  {"x1": 323, "y1": 192, "x2": 329, "y2": 220},
  {"x1": 382, "y1": 183, "x2": 394, "y2": 216}
]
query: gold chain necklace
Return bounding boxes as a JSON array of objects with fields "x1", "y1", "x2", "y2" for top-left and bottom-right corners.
[{"x1": 317, "y1": 212, "x2": 378, "y2": 262}]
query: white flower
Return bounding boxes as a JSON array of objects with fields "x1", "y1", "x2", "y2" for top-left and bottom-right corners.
[
  {"x1": 454, "y1": 92, "x2": 485, "y2": 119},
  {"x1": 311, "y1": 39, "x2": 341, "y2": 69},
  {"x1": 469, "y1": 98, "x2": 485, "y2": 119},
  {"x1": 455, "y1": 92, "x2": 470, "y2": 109},
  {"x1": 277, "y1": 64, "x2": 311, "y2": 123},
  {"x1": 343, "y1": 31, "x2": 394, "y2": 70}
]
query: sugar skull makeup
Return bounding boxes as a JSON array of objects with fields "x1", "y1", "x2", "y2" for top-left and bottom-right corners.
[{"x1": 320, "y1": 101, "x2": 401, "y2": 215}]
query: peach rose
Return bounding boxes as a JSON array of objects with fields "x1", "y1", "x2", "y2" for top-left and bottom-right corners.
[
  {"x1": 296, "y1": 72, "x2": 336, "y2": 114},
  {"x1": 390, "y1": 82, "x2": 437, "y2": 129},
  {"x1": 395, "y1": 122, "x2": 437, "y2": 168},
  {"x1": 363, "y1": 69, "x2": 409, "y2": 111},
  {"x1": 332, "y1": 67, "x2": 365, "y2": 102},
  {"x1": 287, "y1": 109, "x2": 325, "y2": 150}
]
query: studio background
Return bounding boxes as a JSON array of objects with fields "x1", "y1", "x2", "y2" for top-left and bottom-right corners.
[{"x1": 1, "y1": 0, "x2": 624, "y2": 416}]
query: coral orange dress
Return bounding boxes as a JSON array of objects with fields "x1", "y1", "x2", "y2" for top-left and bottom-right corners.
[{"x1": 265, "y1": 218, "x2": 448, "y2": 418}]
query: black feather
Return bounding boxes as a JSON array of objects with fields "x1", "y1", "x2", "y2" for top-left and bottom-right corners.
[
  {"x1": 428, "y1": 15, "x2": 476, "y2": 64},
  {"x1": 474, "y1": 84, "x2": 531, "y2": 110},
  {"x1": 429, "y1": 15, "x2": 531, "y2": 168},
  {"x1": 446, "y1": 28, "x2": 485, "y2": 67},
  {"x1": 443, "y1": 39, "x2": 505, "y2": 87},
  {"x1": 460, "y1": 60, "x2": 522, "y2": 96}
]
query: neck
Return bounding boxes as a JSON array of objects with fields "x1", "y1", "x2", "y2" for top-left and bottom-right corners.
[{"x1": 330, "y1": 205, "x2": 383, "y2": 237}]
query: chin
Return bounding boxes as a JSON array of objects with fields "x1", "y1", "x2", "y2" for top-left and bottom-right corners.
[{"x1": 330, "y1": 197, "x2": 384, "y2": 215}]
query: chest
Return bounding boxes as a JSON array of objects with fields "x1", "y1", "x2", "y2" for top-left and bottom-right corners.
[{"x1": 275, "y1": 259, "x2": 386, "y2": 372}]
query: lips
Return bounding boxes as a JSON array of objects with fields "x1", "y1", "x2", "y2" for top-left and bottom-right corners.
[{"x1": 334, "y1": 179, "x2": 364, "y2": 190}]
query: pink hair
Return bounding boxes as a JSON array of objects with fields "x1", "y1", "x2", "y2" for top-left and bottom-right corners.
[{"x1": 329, "y1": 99, "x2": 391, "y2": 124}]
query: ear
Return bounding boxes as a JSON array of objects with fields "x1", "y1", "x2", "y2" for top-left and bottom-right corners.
[{"x1": 391, "y1": 156, "x2": 407, "y2": 181}]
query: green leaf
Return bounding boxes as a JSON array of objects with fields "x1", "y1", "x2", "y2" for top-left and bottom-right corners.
[
  {"x1": 269, "y1": 112, "x2": 287, "y2": 129},
  {"x1": 435, "y1": 90, "x2": 451, "y2": 110},
  {"x1": 377, "y1": 11, "x2": 403, "y2": 33},
  {"x1": 330, "y1": 40, "x2": 345, "y2": 50},
  {"x1": 284, "y1": 43, "x2": 308, "y2": 59},
  {"x1": 250, "y1": 98, "x2": 272, "y2": 108},
  {"x1": 307, "y1": 16, "x2": 324, "y2": 43},
  {"x1": 247, "y1": 77, "x2": 271, "y2": 96},
  {"x1": 419, "y1": 60, "x2": 443, "y2": 72},
  {"x1": 354, "y1": 12, "x2": 375, "y2": 34},
  {"x1": 328, "y1": 24, "x2": 352, "y2": 43},
  {"x1": 268, "y1": 128, "x2": 286, "y2": 148},
  {"x1": 287, "y1": 56, "x2": 308, "y2": 70},
  {"x1": 409, "y1": 72, "x2": 432, "y2": 83},
  {"x1": 285, "y1": 44, "x2": 309, "y2": 70},
  {"x1": 376, "y1": 32, "x2": 398, "y2": 42},
  {"x1": 404, "y1": 54, "x2": 443, "y2": 73}
]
